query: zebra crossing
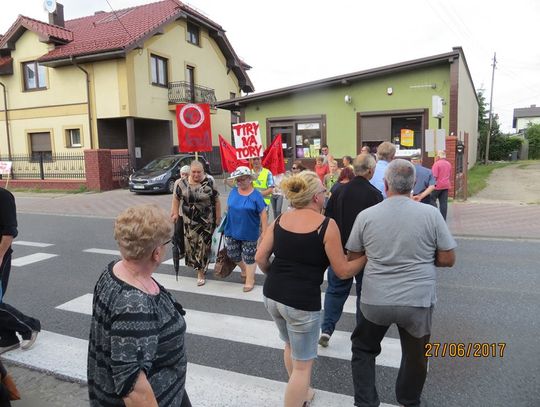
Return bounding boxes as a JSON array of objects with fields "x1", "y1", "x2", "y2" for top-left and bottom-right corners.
[{"x1": 4, "y1": 241, "x2": 400, "y2": 406}]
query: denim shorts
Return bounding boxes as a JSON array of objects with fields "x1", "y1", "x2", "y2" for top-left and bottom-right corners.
[
  {"x1": 264, "y1": 296, "x2": 321, "y2": 361},
  {"x1": 225, "y1": 237, "x2": 257, "y2": 264}
]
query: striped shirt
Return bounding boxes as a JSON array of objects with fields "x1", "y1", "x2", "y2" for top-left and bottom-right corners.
[{"x1": 88, "y1": 262, "x2": 187, "y2": 406}]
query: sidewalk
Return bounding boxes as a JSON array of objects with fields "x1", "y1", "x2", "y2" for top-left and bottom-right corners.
[{"x1": 12, "y1": 187, "x2": 540, "y2": 240}]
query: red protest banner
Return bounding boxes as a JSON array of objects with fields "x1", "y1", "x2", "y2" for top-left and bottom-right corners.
[
  {"x1": 218, "y1": 135, "x2": 248, "y2": 172},
  {"x1": 262, "y1": 134, "x2": 285, "y2": 175},
  {"x1": 176, "y1": 103, "x2": 212, "y2": 152}
]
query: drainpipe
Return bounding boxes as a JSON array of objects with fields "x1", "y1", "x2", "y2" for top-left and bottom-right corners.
[
  {"x1": 0, "y1": 81, "x2": 12, "y2": 159},
  {"x1": 70, "y1": 56, "x2": 94, "y2": 149}
]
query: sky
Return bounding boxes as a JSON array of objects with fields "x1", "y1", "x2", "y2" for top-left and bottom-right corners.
[{"x1": 1, "y1": 0, "x2": 539, "y2": 133}]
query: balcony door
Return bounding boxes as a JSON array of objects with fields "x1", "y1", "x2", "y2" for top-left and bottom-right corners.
[{"x1": 186, "y1": 65, "x2": 195, "y2": 102}]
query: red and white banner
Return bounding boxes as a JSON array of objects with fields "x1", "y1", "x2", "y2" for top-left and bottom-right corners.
[
  {"x1": 176, "y1": 103, "x2": 212, "y2": 152},
  {"x1": 262, "y1": 134, "x2": 285, "y2": 175},
  {"x1": 218, "y1": 135, "x2": 248, "y2": 172},
  {"x1": 232, "y1": 121, "x2": 263, "y2": 160}
]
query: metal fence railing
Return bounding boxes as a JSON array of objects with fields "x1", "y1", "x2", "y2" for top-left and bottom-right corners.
[
  {"x1": 0, "y1": 152, "x2": 86, "y2": 180},
  {"x1": 111, "y1": 152, "x2": 131, "y2": 187},
  {"x1": 168, "y1": 81, "x2": 217, "y2": 105}
]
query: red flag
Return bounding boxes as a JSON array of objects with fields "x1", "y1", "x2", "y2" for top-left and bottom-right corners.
[
  {"x1": 176, "y1": 103, "x2": 212, "y2": 152},
  {"x1": 262, "y1": 134, "x2": 285, "y2": 175},
  {"x1": 218, "y1": 135, "x2": 248, "y2": 172}
]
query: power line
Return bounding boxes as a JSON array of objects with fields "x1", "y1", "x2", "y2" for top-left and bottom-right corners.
[{"x1": 104, "y1": 0, "x2": 135, "y2": 42}]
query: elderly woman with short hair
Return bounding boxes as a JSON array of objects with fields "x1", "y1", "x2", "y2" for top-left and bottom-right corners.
[
  {"x1": 171, "y1": 160, "x2": 221, "y2": 286},
  {"x1": 88, "y1": 204, "x2": 190, "y2": 407}
]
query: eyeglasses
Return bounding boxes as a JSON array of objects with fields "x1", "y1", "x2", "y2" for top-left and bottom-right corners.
[
  {"x1": 161, "y1": 239, "x2": 171, "y2": 246},
  {"x1": 317, "y1": 188, "x2": 327, "y2": 195}
]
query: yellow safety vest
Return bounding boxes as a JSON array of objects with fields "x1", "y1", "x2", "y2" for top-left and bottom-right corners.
[{"x1": 253, "y1": 167, "x2": 272, "y2": 205}]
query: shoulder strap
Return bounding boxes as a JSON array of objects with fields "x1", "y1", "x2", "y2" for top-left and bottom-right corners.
[{"x1": 317, "y1": 217, "x2": 331, "y2": 240}]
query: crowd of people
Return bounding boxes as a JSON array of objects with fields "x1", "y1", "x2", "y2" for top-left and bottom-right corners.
[{"x1": 0, "y1": 141, "x2": 456, "y2": 407}]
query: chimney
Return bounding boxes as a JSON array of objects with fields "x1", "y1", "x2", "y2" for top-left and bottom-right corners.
[{"x1": 48, "y1": 3, "x2": 65, "y2": 27}]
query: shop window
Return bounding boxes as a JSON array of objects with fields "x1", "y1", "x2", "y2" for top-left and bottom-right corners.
[
  {"x1": 23, "y1": 61, "x2": 47, "y2": 91},
  {"x1": 66, "y1": 128, "x2": 82, "y2": 148},
  {"x1": 391, "y1": 116, "x2": 423, "y2": 155},
  {"x1": 150, "y1": 54, "x2": 168, "y2": 86},
  {"x1": 29, "y1": 132, "x2": 52, "y2": 161},
  {"x1": 295, "y1": 122, "x2": 323, "y2": 158},
  {"x1": 187, "y1": 22, "x2": 200, "y2": 45}
]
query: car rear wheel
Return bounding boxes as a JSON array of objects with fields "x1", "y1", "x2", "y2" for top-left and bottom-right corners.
[{"x1": 167, "y1": 178, "x2": 176, "y2": 194}]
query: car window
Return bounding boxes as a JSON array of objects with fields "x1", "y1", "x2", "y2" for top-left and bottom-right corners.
[{"x1": 144, "y1": 157, "x2": 177, "y2": 171}]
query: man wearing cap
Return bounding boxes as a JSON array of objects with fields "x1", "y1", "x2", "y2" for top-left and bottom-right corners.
[
  {"x1": 431, "y1": 150, "x2": 452, "y2": 220},
  {"x1": 346, "y1": 159, "x2": 456, "y2": 407},
  {"x1": 251, "y1": 157, "x2": 274, "y2": 210},
  {"x1": 411, "y1": 153, "x2": 436, "y2": 205}
]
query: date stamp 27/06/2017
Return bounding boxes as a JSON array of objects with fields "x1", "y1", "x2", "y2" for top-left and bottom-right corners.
[{"x1": 424, "y1": 342, "x2": 506, "y2": 358}]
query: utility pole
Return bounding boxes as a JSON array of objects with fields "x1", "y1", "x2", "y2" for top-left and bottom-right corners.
[{"x1": 485, "y1": 52, "x2": 497, "y2": 164}]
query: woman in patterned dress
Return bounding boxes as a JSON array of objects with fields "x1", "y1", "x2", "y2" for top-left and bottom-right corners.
[
  {"x1": 171, "y1": 160, "x2": 221, "y2": 286},
  {"x1": 88, "y1": 204, "x2": 190, "y2": 407}
]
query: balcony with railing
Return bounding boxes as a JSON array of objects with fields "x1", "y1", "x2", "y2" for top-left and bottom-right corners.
[{"x1": 168, "y1": 81, "x2": 217, "y2": 106}]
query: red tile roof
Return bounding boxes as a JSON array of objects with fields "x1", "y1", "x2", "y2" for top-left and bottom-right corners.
[
  {"x1": 0, "y1": 0, "x2": 253, "y2": 92},
  {"x1": 40, "y1": 0, "x2": 183, "y2": 61},
  {"x1": 0, "y1": 15, "x2": 72, "y2": 47}
]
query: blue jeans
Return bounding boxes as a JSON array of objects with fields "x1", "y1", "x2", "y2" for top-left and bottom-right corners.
[{"x1": 321, "y1": 266, "x2": 363, "y2": 335}]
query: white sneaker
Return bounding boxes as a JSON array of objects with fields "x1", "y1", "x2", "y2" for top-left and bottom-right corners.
[
  {"x1": 21, "y1": 331, "x2": 39, "y2": 350},
  {"x1": 318, "y1": 333, "x2": 331, "y2": 347}
]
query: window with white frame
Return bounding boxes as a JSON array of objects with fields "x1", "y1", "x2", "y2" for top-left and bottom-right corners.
[
  {"x1": 150, "y1": 54, "x2": 168, "y2": 87},
  {"x1": 66, "y1": 128, "x2": 82, "y2": 147},
  {"x1": 23, "y1": 61, "x2": 47, "y2": 90}
]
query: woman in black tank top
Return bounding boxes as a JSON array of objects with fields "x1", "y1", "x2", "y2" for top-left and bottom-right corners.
[{"x1": 256, "y1": 171, "x2": 366, "y2": 407}]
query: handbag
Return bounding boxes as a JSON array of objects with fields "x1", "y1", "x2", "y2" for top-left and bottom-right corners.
[
  {"x1": 209, "y1": 214, "x2": 227, "y2": 263},
  {"x1": 213, "y1": 233, "x2": 236, "y2": 279}
]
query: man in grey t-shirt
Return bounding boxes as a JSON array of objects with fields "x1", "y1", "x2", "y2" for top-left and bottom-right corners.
[{"x1": 346, "y1": 159, "x2": 456, "y2": 407}]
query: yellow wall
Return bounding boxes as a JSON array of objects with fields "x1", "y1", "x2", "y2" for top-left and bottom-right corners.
[
  {"x1": 1, "y1": 18, "x2": 243, "y2": 155},
  {"x1": 129, "y1": 20, "x2": 240, "y2": 146},
  {"x1": 0, "y1": 31, "x2": 92, "y2": 154}
]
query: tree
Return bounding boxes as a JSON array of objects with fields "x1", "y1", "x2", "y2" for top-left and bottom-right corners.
[
  {"x1": 476, "y1": 89, "x2": 505, "y2": 161},
  {"x1": 525, "y1": 123, "x2": 540, "y2": 159}
]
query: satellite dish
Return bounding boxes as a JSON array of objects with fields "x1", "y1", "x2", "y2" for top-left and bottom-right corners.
[{"x1": 43, "y1": 0, "x2": 57, "y2": 13}]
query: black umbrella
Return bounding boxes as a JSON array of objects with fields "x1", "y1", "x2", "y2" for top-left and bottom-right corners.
[{"x1": 171, "y1": 217, "x2": 185, "y2": 281}]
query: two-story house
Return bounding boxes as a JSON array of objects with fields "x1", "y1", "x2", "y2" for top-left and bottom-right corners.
[
  {"x1": 513, "y1": 104, "x2": 540, "y2": 133},
  {"x1": 0, "y1": 0, "x2": 253, "y2": 169}
]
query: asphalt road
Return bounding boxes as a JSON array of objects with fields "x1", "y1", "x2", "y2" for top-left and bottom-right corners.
[{"x1": 2, "y1": 212, "x2": 539, "y2": 406}]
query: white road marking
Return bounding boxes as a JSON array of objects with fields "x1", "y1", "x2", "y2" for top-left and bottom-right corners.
[
  {"x1": 11, "y1": 253, "x2": 58, "y2": 267},
  {"x1": 83, "y1": 248, "x2": 120, "y2": 256},
  {"x1": 154, "y1": 273, "x2": 357, "y2": 314},
  {"x1": 56, "y1": 294, "x2": 401, "y2": 368},
  {"x1": 13, "y1": 240, "x2": 54, "y2": 248},
  {"x1": 1, "y1": 330, "x2": 398, "y2": 406}
]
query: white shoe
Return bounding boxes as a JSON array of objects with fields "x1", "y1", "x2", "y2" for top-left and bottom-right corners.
[{"x1": 21, "y1": 331, "x2": 39, "y2": 350}]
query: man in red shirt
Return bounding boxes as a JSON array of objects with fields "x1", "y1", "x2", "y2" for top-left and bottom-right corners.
[{"x1": 431, "y1": 150, "x2": 452, "y2": 220}]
